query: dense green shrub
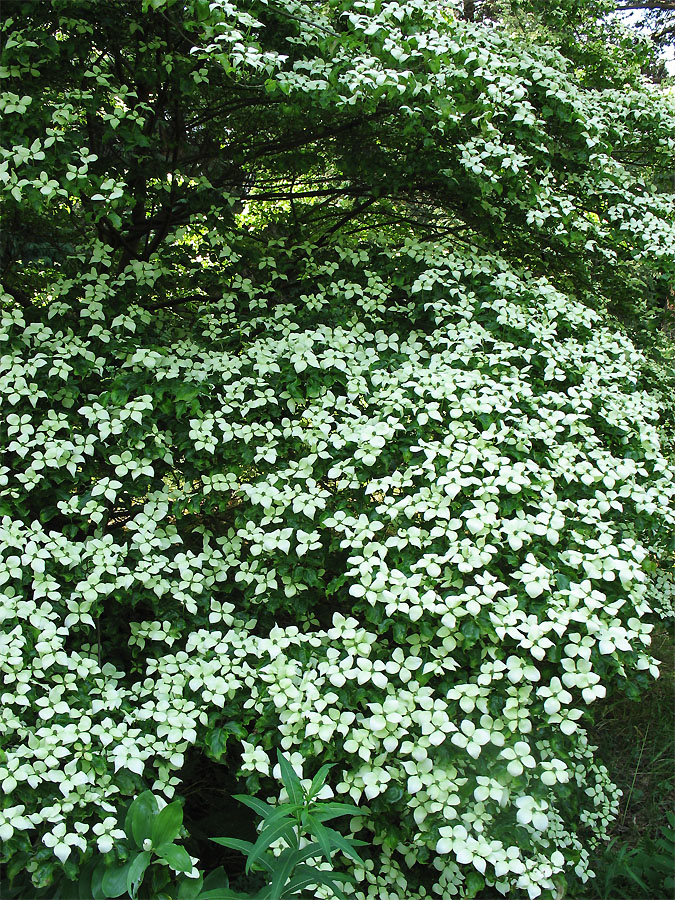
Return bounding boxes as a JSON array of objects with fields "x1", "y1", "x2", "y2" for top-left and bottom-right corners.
[{"x1": 0, "y1": 1, "x2": 674, "y2": 898}]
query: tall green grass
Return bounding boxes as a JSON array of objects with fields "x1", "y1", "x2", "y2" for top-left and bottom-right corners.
[{"x1": 569, "y1": 622, "x2": 675, "y2": 900}]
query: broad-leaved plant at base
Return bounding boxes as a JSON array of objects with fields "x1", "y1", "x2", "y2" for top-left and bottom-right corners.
[
  {"x1": 210, "y1": 750, "x2": 365, "y2": 900},
  {"x1": 30, "y1": 752, "x2": 360, "y2": 900}
]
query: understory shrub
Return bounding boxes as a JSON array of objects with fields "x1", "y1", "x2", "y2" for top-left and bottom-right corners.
[{"x1": 1, "y1": 1, "x2": 674, "y2": 898}]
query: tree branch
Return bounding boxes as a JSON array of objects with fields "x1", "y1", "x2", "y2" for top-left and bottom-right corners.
[
  {"x1": 316, "y1": 196, "x2": 380, "y2": 246},
  {"x1": 615, "y1": 1, "x2": 675, "y2": 11},
  {"x1": 247, "y1": 187, "x2": 363, "y2": 202},
  {"x1": 146, "y1": 293, "x2": 223, "y2": 311},
  {"x1": 1, "y1": 285, "x2": 33, "y2": 308}
]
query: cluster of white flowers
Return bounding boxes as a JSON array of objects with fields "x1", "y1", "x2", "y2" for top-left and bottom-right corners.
[
  {"x1": 1, "y1": 231, "x2": 673, "y2": 898},
  {"x1": 2, "y1": 0, "x2": 675, "y2": 895},
  {"x1": 645, "y1": 565, "x2": 675, "y2": 620}
]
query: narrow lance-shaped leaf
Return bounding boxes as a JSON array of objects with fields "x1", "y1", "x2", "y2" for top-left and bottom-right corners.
[
  {"x1": 233, "y1": 794, "x2": 277, "y2": 820},
  {"x1": 306, "y1": 818, "x2": 365, "y2": 865},
  {"x1": 306, "y1": 763, "x2": 333, "y2": 800},
  {"x1": 276, "y1": 751, "x2": 304, "y2": 806},
  {"x1": 210, "y1": 837, "x2": 274, "y2": 872},
  {"x1": 309, "y1": 802, "x2": 363, "y2": 824},
  {"x1": 268, "y1": 846, "x2": 304, "y2": 900},
  {"x1": 245, "y1": 818, "x2": 299, "y2": 874},
  {"x1": 280, "y1": 865, "x2": 355, "y2": 900}
]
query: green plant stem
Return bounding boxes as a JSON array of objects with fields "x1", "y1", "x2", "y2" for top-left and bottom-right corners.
[{"x1": 621, "y1": 724, "x2": 650, "y2": 828}]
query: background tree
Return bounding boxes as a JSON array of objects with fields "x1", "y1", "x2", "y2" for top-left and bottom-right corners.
[{"x1": 615, "y1": 0, "x2": 675, "y2": 53}]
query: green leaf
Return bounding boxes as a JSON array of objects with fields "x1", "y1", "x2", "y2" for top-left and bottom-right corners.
[
  {"x1": 460, "y1": 620, "x2": 480, "y2": 643},
  {"x1": 310, "y1": 803, "x2": 362, "y2": 823},
  {"x1": 623, "y1": 865, "x2": 651, "y2": 893},
  {"x1": 465, "y1": 871, "x2": 485, "y2": 897},
  {"x1": 236, "y1": 800, "x2": 302, "y2": 842},
  {"x1": 125, "y1": 791, "x2": 158, "y2": 847},
  {"x1": 280, "y1": 865, "x2": 353, "y2": 900},
  {"x1": 276, "y1": 751, "x2": 304, "y2": 805},
  {"x1": 305, "y1": 815, "x2": 333, "y2": 864},
  {"x1": 110, "y1": 388, "x2": 129, "y2": 406},
  {"x1": 210, "y1": 836, "x2": 254, "y2": 852},
  {"x1": 209, "y1": 837, "x2": 272, "y2": 872},
  {"x1": 294, "y1": 841, "x2": 325, "y2": 865},
  {"x1": 126, "y1": 851, "x2": 152, "y2": 899},
  {"x1": 205, "y1": 727, "x2": 229, "y2": 761},
  {"x1": 269, "y1": 847, "x2": 303, "y2": 899},
  {"x1": 198, "y1": 891, "x2": 251, "y2": 900},
  {"x1": 101, "y1": 861, "x2": 133, "y2": 899},
  {"x1": 246, "y1": 818, "x2": 298, "y2": 874},
  {"x1": 308, "y1": 820, "x2": 364, "y2": 865},
  {"x1": 202, "y1": 867, "x2": 230, "y2": 891},
  {"x1": 307, "y1": 764, "x2": 333, "y2": 800},
  {"x1": 177, "y1": 872, "x2": 203, "y2": 899},
  {"x1": 77, "y1": 861, "x2": 97, "y2": 900},
  {"x1": 151, "y1": 800, "x2": 183, "y2": 847},
  {"x1": 90, "y1": 862, "x2": 106, "y2": 900},
  {"x1": 156, "y1": 842, "x2": 193, "y2": 873},
  {"x1": 175, "y1": 383, "x2": 200, "y2": 401},
  {"x1": 256, "y1": 805, "x2": 303, "y2": 834},
  {"x1": 233, "y1": 794, "x2": 276, "y2": 820},
  {"x1": 224, "y1": 720, "x2": 247, "y2": 741}
]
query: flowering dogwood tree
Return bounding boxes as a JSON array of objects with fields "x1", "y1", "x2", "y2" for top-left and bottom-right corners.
[{"x1": 0, "y1": 0, "x2": 674, "y2": 897}]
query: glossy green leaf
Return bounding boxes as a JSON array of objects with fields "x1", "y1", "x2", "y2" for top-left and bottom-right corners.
[
  {"x1": 151, "y1": 800, "x2": 183, "y2": 848},
  {"x1": 90, "y1": 862, "x2": 106, "y2": 900},
  {"x1": 310, "y1": 803, "x2": 362, "y2": 823},
  {"x1": 77, "y1": 860, "x2": 97, "y2": 900},
  {"x1": 101, "y1": 861, "x2": 133, "y2": 899},
  {"x1": 156, "y1": 842, "x2": 193, "y2": 873},
  {"x1": 125, "y1": 791, "x2": 158, "y2": 848},
  {"x1": 126, "y1": 851, "x2": 152, "y2": 899},
  {"x1": 206, "y1": 727, "x2": 229, "y2": 761},
  {"x1": 202, "y1": 867, "x2": 230, "y2": 891},
  {"x1": 306, "y1": 813, "x2": 333, "y2": 864},
  {"x1": 177, "y1": 872, "x2": 203, "y2": 899},
  {"x1": 307, "y1": 819, "x2": 364, "y2": 865}
]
